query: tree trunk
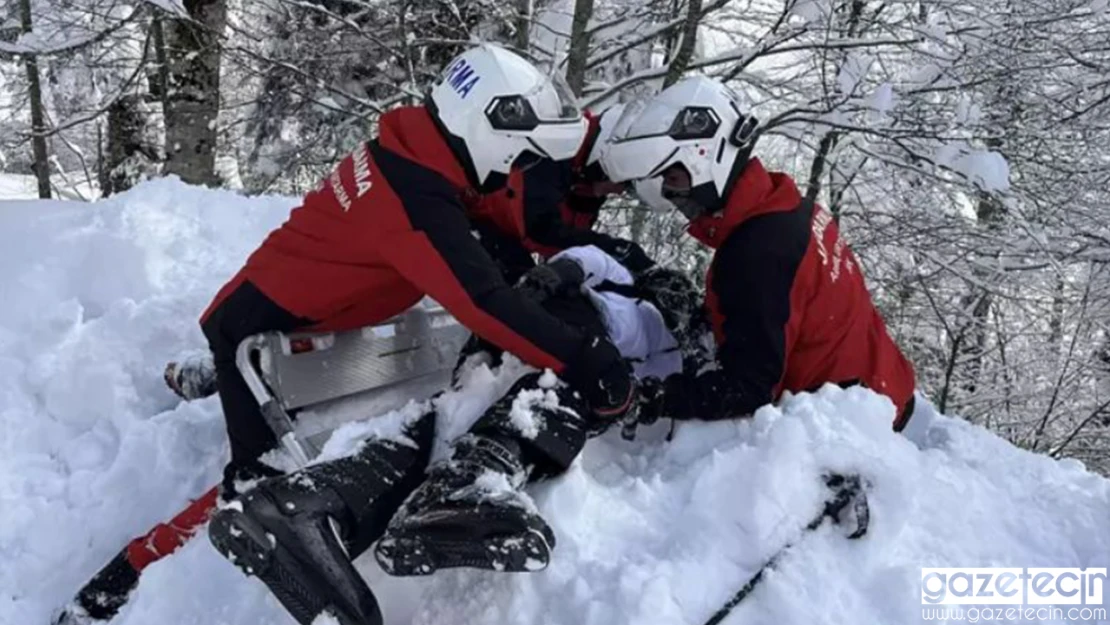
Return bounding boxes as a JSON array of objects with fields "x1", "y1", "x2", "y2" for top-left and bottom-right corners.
[
  {"x1": 1048, "y1": 274, "x2": 1065, "y2": 347},
  {"x1": 802, "y1": 0, "x2": 864, "y2": 204},
  {"x1": 515, "y1": 0, "x2": 532, "y2": 53},
  {"x1": 662, "y1": 0, "x2": 702, "y2": 87},
  {"x1": 149, "y1": 16, "x2": 170, "y2": 104},
  {"x1": 565, "y1": 0, "x2": 595, "y2": 96},
  {"x1": 104, "y1": 93, "x2": 154, "y2": 196},
  {"x1": 805, "y1": 132, "x2": 840, "y2": 206},
  {"x1": 162, "y1": 0, "x2": 226, "y2": 187},
  {"x1": 19, "y1": 0, "x2": 50, "y2": 199}
]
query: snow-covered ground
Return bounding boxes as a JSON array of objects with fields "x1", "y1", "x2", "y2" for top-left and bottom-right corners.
[{"x1": 2, "y1": 178, "x2": 1109, "y2": 625}]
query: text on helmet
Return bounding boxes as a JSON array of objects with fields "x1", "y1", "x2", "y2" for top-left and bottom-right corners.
[{"x1": 443, "y1": 58, "x2": 481, "y2": 99}]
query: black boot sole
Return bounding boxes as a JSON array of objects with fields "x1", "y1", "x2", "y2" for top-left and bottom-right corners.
[
  {"x1": 209, "y1": 507, "x2": 378, "y2": 625},
  {"x1": 374, "y1": 525, "x2": 553, "y2": 576}
]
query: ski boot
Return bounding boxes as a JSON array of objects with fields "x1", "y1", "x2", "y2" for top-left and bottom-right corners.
[
  {"x1": 209, "y1": 416, "x2": 434, "y2": 625},
  {"x1": 374, "y1": 433, "x2": 554, "y2": 576}
]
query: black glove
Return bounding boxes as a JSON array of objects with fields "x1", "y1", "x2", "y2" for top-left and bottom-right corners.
[
  {"x1": 516, "y1": 257, "x2": 586, "y2": 303},
  {"x1": 634, "y1": 376, "x2": 667, "y2": 425},
  {"x1": 635, "y1": 374, "x2": 694, "y2": 422},
  {"x1": 562, "y1": 334, "x2": 638, "y2": 430},
  {"x1": 635, "y1": 265, "x2": 704, "y2": 339},
  {"x1": 620, "y1": 374, "x2": 698, "y2": 440}
]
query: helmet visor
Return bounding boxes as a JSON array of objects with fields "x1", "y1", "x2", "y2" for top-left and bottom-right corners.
[
  {"x1": 600, "y1": 134, "x2": 679, "y2": 183},
  {"x1": 526, "y1": 70, "x2": 581, "y2": 122},
  {"x1": 609, "y1": 98, "x2": 686, "y2": 142}
]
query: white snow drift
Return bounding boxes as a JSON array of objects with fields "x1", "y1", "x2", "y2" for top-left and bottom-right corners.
[{"x1": 1, "y1": 178, "x2": 1109, "y2": 625}]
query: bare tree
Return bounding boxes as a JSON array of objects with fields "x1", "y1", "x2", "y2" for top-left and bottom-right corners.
[
  {"x1": 565, "y1": 0, "x2": 596, "y2": 95},
  {"x1": 17, "y1": 0, "x2": 50, "y2": 198}
]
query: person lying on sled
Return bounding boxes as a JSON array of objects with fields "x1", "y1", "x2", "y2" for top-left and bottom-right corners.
[{"x1": 206, "y1": 245, "x2": 701, "y2": 625}]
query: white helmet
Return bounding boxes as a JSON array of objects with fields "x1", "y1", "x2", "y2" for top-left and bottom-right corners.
[
  {"x1": 428, "y1": 44, "x2": 588, "y2": 191},
  {"x1": 598, "y1": 76, "x2": 759, "y2": 218}
]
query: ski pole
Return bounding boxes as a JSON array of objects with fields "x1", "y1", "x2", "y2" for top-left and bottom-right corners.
[{"x1": 702, "y1": 474, "x2": 868, "y2": 625}]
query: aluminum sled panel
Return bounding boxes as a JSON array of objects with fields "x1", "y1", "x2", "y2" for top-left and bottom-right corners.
[{"x1": 258, "y1": 307, "x2": 469, "y2": 411}]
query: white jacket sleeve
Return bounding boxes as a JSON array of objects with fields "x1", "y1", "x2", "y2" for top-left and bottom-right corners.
[{"x1": 550, "y1": 245, "x2": 633, "y2": 289}]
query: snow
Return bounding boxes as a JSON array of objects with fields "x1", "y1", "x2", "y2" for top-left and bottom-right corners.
[
  {"x1": 2, "y1": 179, "x2": 1110, "y2": 625},
  {"x1": 789, "y1": 0, "x2": 830, "y2": 23},
  {"x1": 869, "y1": 83, "x2": 895, "y2": 114},
  {"x1": 835, "y1": 53, "x2": 871, "y2": 95},
  {"x1": 312, "y1": 611, "x2": 342, "y2": 625},
  {"x1": 0, "y1": 176, "x2": 296, "y2": 625},
  {"x1": 935, "y1": 142, "x2": 1012, "y2": 193}
]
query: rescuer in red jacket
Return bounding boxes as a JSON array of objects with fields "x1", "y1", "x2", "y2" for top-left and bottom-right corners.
[
  {"x1": 201, "y1": 44, "x2": 637, "y2": 495},
  {"x1": 600, "y1": 76, "x2": 917, "y2": 430}
]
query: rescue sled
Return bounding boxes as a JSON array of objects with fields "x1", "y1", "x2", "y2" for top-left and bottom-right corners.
[{"x1": 237, "y1": 303, "x2": 470, "y2": 465}]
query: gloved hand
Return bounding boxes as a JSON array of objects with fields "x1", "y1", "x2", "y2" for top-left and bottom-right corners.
[
  {"x1": 516, "y1": 257, "x2": 586, "y2": 303},
  {"x1": 562, "y1": 334, "x2": 638, "y2": 431},
  {"x1": 635, "y1": 265, "x2": 703, "y2": 338},
  {"x1": 620, "y1": 374, "x2": 692, "y2": 440},
  {"x1": 634, "y1": 376, "x2": 667, "y2": 426},
  {"x1": 637, "y1": 374, "x2": 693, "y2": 421}
]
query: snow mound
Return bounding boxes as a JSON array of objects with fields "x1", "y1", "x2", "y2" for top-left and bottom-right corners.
[
  {"x1": 0, "y1": 177, "x2": 296, "y2": 625},
  {"x1": 2, "y1": 179, "x2": 1109, "y2": 625}
]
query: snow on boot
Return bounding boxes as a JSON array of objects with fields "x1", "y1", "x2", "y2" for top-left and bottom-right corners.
[
  {"x1": 374, "y1": 433, "x2": 554, "y2": 576},
  {"x1": 209, "y1": 416, "x2": 434, "y2": 625},
  {"x1": 51, "y1": 549, "x2": 138, "y2": 625},
  {"x1": 163, "y1": 351, "x2": 218, "y2": 401}
]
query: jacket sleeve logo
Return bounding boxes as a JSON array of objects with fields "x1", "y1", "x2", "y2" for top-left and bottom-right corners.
[
  {"x1": 811, "y1": 206, "x2": 853, "y2": 283},
  {"x1": 328, "y1": 143, "x2": 373, "y2": 212}
]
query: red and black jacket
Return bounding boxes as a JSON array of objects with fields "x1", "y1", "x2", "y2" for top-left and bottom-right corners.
[
  {"x1": 667, "y1": 158, "x2": 916, "y2": 429},
  {"x1": 201, "y1": 106, "x2": 592, "y2": 376}
]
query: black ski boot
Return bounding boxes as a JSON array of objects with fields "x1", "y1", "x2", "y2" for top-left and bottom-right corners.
[
  {"x1": 374, "y1": 433, "x2": 554, "y2": 576},
  {"x1": 209, "y1": 415, "x2": 434, "y2": 625},
  {"x1": 208, "y1": 470, "x2": 381, "y2": 625}
]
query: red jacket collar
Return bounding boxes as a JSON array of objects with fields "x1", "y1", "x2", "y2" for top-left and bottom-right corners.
[
  {"x1": 686, "y1": 158, "x2": 804, "y2": 248},
  {"x1": 377, "y1": 106, "x2": 471, "y2": 191},
  {"x1": 571, "y1": 110, "x2": 601, "y2": 173}
]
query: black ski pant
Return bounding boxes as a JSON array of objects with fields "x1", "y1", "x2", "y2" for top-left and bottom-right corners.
[
  {"x1": 200, "y1": 280, "x2": 313, "y2": 488},
  {"x1": 334, "y1": 292, "x2": 611, "y2": 558}
]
